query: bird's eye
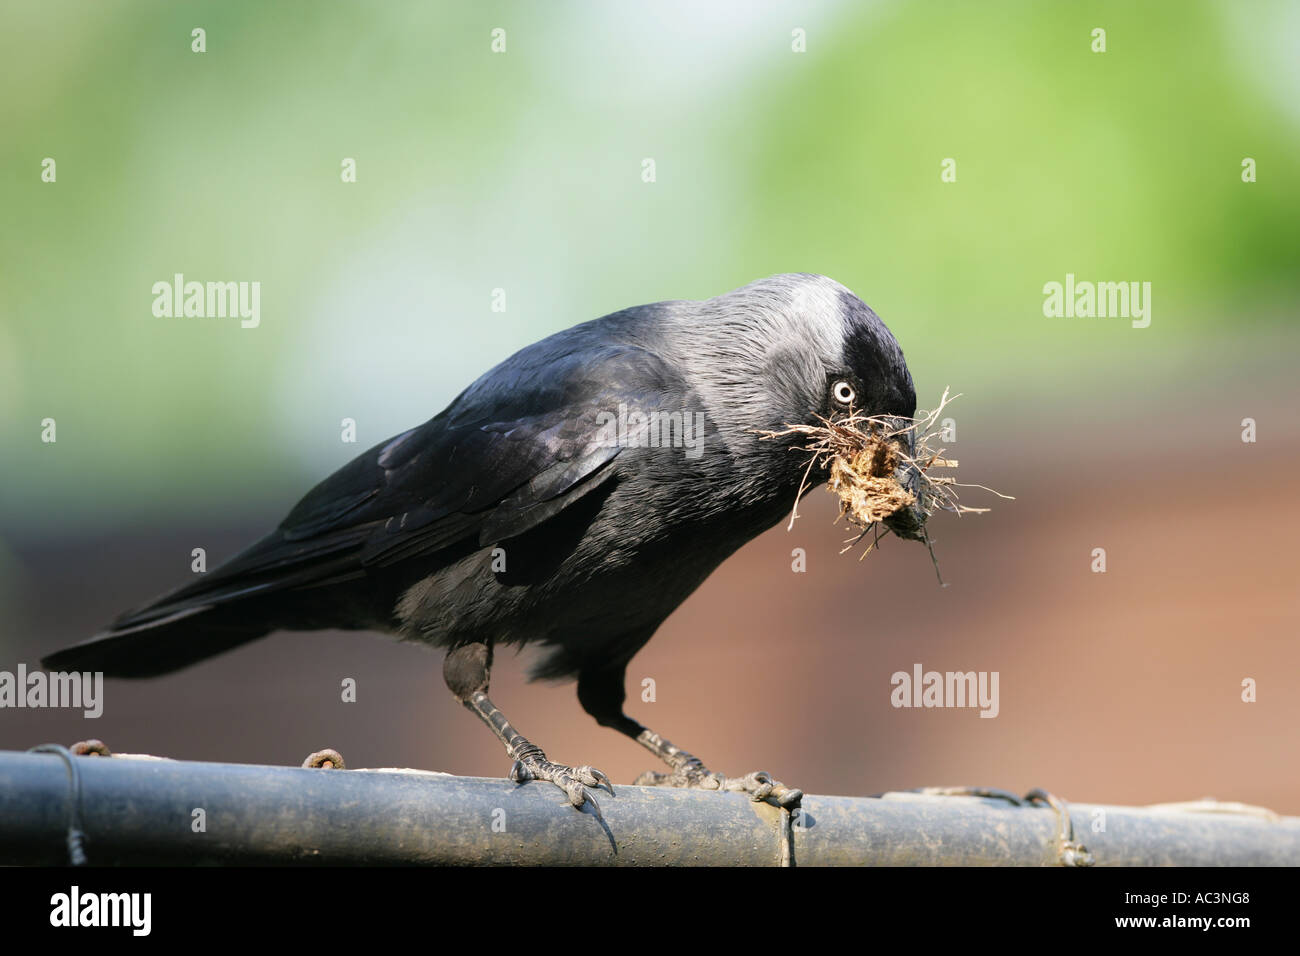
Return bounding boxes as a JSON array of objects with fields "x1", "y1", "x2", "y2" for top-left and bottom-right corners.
[{"x1": 831, "y1": 381, "x2": 856, "y2": 406}]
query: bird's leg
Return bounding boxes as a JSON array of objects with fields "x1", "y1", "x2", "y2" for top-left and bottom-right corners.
[
  {"x1": 577, "y1": 664, "x2": 802, "y2": 809},
  {"x1": 443, "y1": 643, "x2": 612, "y2": 814}
]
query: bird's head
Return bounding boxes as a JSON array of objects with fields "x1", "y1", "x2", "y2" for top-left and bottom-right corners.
[{"x1": 682, "y1": 273, "x2": 928, "y2": 541}]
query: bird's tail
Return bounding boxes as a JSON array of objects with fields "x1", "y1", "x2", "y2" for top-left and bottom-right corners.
[
  {"x1": 39, "y1": 526, "x2": 378, "y2": 678},
  {"x1": 40, "y1": 603, "x2": 274, "y2": 678}
]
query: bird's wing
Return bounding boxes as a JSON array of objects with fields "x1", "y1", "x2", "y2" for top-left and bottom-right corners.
[
  {"x1": 112, "y1": 338, "x2": 688, "y2": 624},
  {"x1": 290, "y1": 340, "x2": 679, "y2": 562}
]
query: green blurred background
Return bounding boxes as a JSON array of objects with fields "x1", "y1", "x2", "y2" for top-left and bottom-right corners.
[{"x1": 2, "y1": 2, "x2": 1298, "y2": 813}]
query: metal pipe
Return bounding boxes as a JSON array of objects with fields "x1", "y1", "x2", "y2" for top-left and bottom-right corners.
[{"x1": 0, "y1": 750, "x2": 1295, "y2": 866}]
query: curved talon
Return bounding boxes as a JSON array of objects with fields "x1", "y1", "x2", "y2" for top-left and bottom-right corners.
[
  {"x1": 574, "y1": 765, "x2": 615, "y2": 796},
  {"x1": 556, "y1": 773, "x2": 603, "y2": 820}
]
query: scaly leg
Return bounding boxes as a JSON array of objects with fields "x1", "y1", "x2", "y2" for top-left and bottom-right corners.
[
  {"x1": 577, "y1": 663, "x2": 802, "y2": 809},
  {"x1": 444, "y1": 643, "x2": 612, "y2": 815}
]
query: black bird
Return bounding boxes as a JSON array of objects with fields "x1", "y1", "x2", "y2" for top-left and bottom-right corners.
[{"x1": 43, "y1": 273, "x2": 923, "y2": 813}]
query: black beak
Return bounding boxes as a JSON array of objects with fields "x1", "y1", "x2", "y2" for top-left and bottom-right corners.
[{"x1": 882, "y1": 420, "x2": 928, "y2": 542}]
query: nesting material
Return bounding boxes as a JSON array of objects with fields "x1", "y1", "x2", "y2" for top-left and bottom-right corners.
[
  {"x1": 824, "y1": 427, "x2": 916, "y2": 528},
  {"x1": 757, "y1": 388, "x2": 1009, "y2": 543}
]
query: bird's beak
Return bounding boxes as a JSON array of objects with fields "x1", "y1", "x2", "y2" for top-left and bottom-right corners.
[{"x1": 881, "y1": 419, "x2": 928, "y2": 542}]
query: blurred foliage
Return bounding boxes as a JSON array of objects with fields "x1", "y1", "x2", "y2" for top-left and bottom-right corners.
[{"x1": 1, "y1": 0, "x2": 1296, "y2": 534}]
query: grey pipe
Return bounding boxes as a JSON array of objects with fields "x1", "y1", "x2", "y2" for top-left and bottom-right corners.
[{"x1": 0, "y1": 750, "x2": 1295, "y2": 866}]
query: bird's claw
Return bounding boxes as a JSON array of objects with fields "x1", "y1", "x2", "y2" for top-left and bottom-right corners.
[
  {"x1": 636, "y1": 758, "x2": 803, "y2": 809},
  {"x1": 578, "y1": 765, "x2": 615, "y2": 795},
  {"x1": 508, "y1": 754, "x2": 614, "y2": 817}
]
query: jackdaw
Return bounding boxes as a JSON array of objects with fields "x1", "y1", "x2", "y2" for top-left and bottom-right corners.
[{"x1": 43, "y1": 273, "x2": 923, "y2": 813}]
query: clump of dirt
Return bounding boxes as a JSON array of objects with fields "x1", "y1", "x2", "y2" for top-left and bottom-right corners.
[
  {"x1": 824, "y1": 427, "x2": 916, "y2": 528},
  {"x1": 757, "y1": 388, "x2": 1009, "y2": 552}
]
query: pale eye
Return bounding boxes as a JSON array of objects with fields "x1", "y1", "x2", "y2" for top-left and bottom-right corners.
[{"x1": 832, "y1": 381, "x2": 856, "y2": 406}]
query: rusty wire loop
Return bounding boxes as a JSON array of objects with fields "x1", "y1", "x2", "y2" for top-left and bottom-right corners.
[
  {"x1": 71, "y1": 739, "x2": 113, "y2": 757},
  {"x1": 27, "y1": 744, "x2": 88, "y2": 866},
  {"x1": 302, "y1": 748, "x2": 346, "y2": 770},
  {"x1": 912, "y1": 785, "x2": 1095, "y2": 867},
  {"x1": 779, "y1": 805, "x2": 798, "y2": 867},
  {"x1": 1023, "y1": 787, "x2": 1095, "y2": 867}
]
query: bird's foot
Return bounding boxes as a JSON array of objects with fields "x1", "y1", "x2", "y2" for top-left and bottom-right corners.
[
  {"x1": 635, "y1": 753, "x2": 802, "y2": 809},
  {"x1": 509, "y1": 751, "x2": 614, "y2": 816}
]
